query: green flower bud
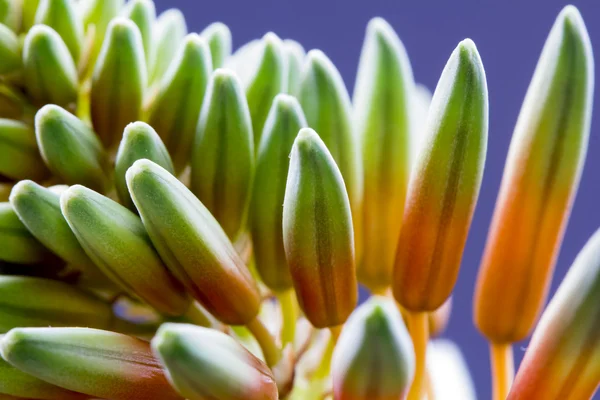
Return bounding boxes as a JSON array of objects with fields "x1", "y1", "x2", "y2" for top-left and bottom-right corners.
[
  {"x1": 122, "y1": 0, "x2": 155, "y2": 67},
  {"x1": 21, "y1": 0, "x2": 40, "y2": 31},
  {"x1": 115, "y1": 122, "x2": 174, "y2": 211},
  {"x1": 153, "y1": 323, "x2": 278, "y2": 400},
  {"x1": 80, "y1": 0, "x2": 123, "y2": 67},
  {"x1": 250, "y1": 94, "x2": 307, "y2": 291},
  {"x1": 332, "y1": 297, "x2": 415, "y2": 400},
  {"x1": 9, "y1": 180, "x2": 111, "y2": 289},
  {"x1": 0, "y1": 202, "x2": 50, "y2": 264},
  {"x1": 298, "y1": 49, "x2": 363, "y2": 267},
  {"x1": 190, "y1": 69, "x2": 254, "y2": 240},
  {"x1": 148, "y1": 33, "x2": 212, "y2": 172},
  {"x1": 0, "y1": 351, "x2": 87, "y2": 400},
  {"x1": 282, "y1": 128, "x2": 358, "y2": 328},
  {"x1": 200, "y1": 22, "x2": 231, "y2": 69},
  {"x1": 0, "y1": 119, "x2": 49, "y2": 181},
  {"x1": 0, "y1": 327, "x2": 182, "y2": 400},
  {"x1": 393, "y1": 39, "x2": 488, "y2": 312},
  {"x1": 354, "y1": 17, "x2": 414, "y2": 293},
  {"x1": 245, "y1": 32, "x2": 286, "y2": 147},
  {"x1": 23, "y1": 25, "x2": 78, "y2": 108},
  {"x1": 35, "y1": 105, "x2": 109, "y2": 191},
  {"x1": 0, "y1": 24, "x2": 20, "y2": 75},
  {"x1": 34, "y1": 0, "x2": 84, "y2": 62},
  {"x1": 61, "y1": 185, "x2": 190, "y2": 316},
  {"x1": 90, "y1": 18, "x2": 146, "y2": 147},
  {"x1": 283, "y1": 39, "x2": 304, "y2": 95},
  {"x1": 0, "y1": 276, "x2": 113, "y2": 333},
  {"x1": 126, "y1": 159, "x2": 261, "y2": 325},
  {"x1": 149, "y1": 9, "x2": 187, "y2": 85}
]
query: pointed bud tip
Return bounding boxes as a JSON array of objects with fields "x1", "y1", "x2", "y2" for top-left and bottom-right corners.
[
  {"x1": 59, "y1": 184, "x2": 88, "y2": 211},
  {"x1": 294, "y1": 127, "x2": 320, "y2": 149},
  {"x1": 263, "y1": 31, "x2": 282, "y2": 47},
  {"x1": 123, "y1": 121, "x2": 154, "y2": 140},
  {"x1": 273, "y1": 93, "x2": 299, "y2": 111},
  {"x1": 366, "y1": 17, "x2": 394, "y2": 38},
  {"x1": 8, "y1": 180, "x2": 36, "y2": 203},
  {"x1": 108, "y1": 17, "x2": 139, "y2": 35}
]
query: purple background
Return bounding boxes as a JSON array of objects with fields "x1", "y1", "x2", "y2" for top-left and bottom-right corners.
[{"x1": 155, "y1": 0, "x2": 600, "y2": 397}]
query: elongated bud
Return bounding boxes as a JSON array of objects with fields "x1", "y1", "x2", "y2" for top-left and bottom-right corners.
[
  {"x1": 284, "y1": 39, "x2": 304, "y2": 95},
  {"x1": 153, "y1": 323, "x2": 278, "y2": 400},
  {"x1": 115, "y1": 122, "x2": 174, "y2": 211},
  {"x1": 0, "y1": 119, "x2": 49, "y2": 181},
  {"x1": 21, "y1": 0, "x2": 40, "y2": 31},
  {"x1": 126, "y1": 159, "x2": 261, "y2": 325},
  {"x1": 91, "y1": 18, "x2": 146, "y2": 147},
  {"x1": 9, "y1": 180, "x2": 110, "y2": 289},
  {"x1": 429, "y1": 297, "x2": 452, "y2": 338},
  {"x1": 80, "y1": 0, "x2": 122, "y2": 66},
  {"x1": 428, "y1": 340, "x2": 477, "y2": 400},
  {"x1": 354, "y1": 18, "x2": 414, "y2": 293},
  {"x1": 148, "y1": 34, "x2": 212, "y2": 172},
  {"x1": 0, "y1": 276, "x2": 113, "y2": 333},
  {"x1": 508, "y1": 228, "x2": 600, "y2": 399},
  {"x1": 0, "y1": 202, "x2": 50, "y2": 264},
  {"x1": 299, "y1": 49, "x2": 363, "y2": 268},
  {"x1": 0, "y1": 351, "x2": 87, "y2": 400},
  {"x1": 474, "y1": 6, "x2": 594, "y2": 343},
  {"x1": 35, "y1": 0, "x2": 83, "y2": 62},
  {"x1": 332, "y1": 297, "x2": 415, "y2": 400},
  {"x1": 0, "y1": 24, "x2": 20, "y2": 75},
  {"x1": 0, "y1": 0, "x2": 19, "y2": 31},
  {"x1": 191, "y1": 69, "x2": 254, "y2": 240},
  {"x1": 283, "y1": 128, "x2": 358, "y2": 328},
  {"x1": 245, "y1": 33, "x2": 286, "y2": 146},
  {"x1": 200, "y1": 22, "x2": 231, "y2": 69},
  {"x1": 35, "y1": 105, "x2": 109, "y2": 192},
  {"x1": 61, "y1": 185, "x2": 190, "y2": 317},
  {"x1": 392, "y1": 39, "x2": 488, "y2": 311},
  {"x1": 150, "y1": 9, "x2": 187, "y2": 85},
  {"x1": 122, "y1": 0, "x2": 156, "y2": 67},
  {"x1": 0, "y1": 327, "x2": 182, "y2": 400},
  {"x1": 23, "y1": 25, "x2": 78, "y2": 108},
  {"x1": 250, "y1": 94, "x2": 307, "y2": 291}
]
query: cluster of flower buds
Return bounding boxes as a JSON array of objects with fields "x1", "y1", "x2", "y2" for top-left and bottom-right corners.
[{"x1": 0, "y1": 1, "x2": 597, "y2": 399}]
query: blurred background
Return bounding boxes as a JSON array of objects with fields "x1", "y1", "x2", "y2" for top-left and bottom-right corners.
[{"x1": 155, "y1": 0, "x2": 600, "y2": 397}]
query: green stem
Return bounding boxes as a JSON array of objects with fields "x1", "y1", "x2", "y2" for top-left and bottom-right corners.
[
  {"x1": 246, "y1": 316, "x2": 281, "y2": 367},
  {"x1": 278, "y1": 290, "x2": 298, "y2": 347},
  {"x1": 183, "y1": 302, "x2": 213, "y2": 328},
  {"x1": 313, "y1": 325, "x2": 341, "y2": 380}
]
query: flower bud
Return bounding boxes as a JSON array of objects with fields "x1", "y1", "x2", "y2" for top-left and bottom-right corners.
[
  {"x1": 244, "y1": 33, "x2": 286, "y2": 146},
  {"x1": 0, "y1": 202, "x2": 50, "y2": 264},
  {"x1": 392, "y1": 39, "x2": 488, "y2": 311},
  {"x1": 474, "y1": 5, "x2": 594, "y2": 343},
  {"x1": 23, "y1": 25, "x2": 78, "y2": 108},
  {"x1": 149, "y1": 9, "x2": 187, "y2": 85},
  {"x1": 200, "y1": 22, "x2": 231, "y2": 69},
  {"x1": 91, "y1": 18, "x2": 146, "y2": 147},
  {"x1": 0, "y1": 350, "x2": 87, "y2": 400},
  {"x1": 250, "y1": 94, "x2": 307, "y2": 291},
  {"x1": 126, "y1": 159, "x2": 261, "y2": 325},
  {"x1": 153, "y1": 323, "x2": 278, "y2": 400},
  {"x1": 122, "y1": 0, "x2": 156, "y2": 67},
  {"x1": 190, "y1": 69, "x2": 254, "y2": 240},
  {"x1": 148, "y1": 34, "x2": 212, "y2": 172},
  {"x1": 0, "y1": 24, "x2": 20, "y2": 75},
  {"x1": 0, "y1": 119, "x2": 49, "y2": 181},
  {"x1": 284, "y1": 39, "x2": 304, "y2": 96},
  {"x1": 0, "y1": 327, "x2": 182, "y2": 400},
  {"x1": 354, "y1": 17, "x2": 414, "y2": 293},
  {"x1": 80, "y1": 0, "x2": 122, "y2": 67},
  {"x1": 61, "y1": 184, "x2": 190, "y2": 317},
  {"x1": 9, "y1": 180, "x2": 111, "y2": 289},
  {"x1": 299, "y1": 49, "x2": 363, "y2": 268},
  {"x1": 35, "y1": 105, "x2": 109, "y2": 192},
  {"x1": 115, "y1": 122, "x2": 174, "y2": 211},
  {"x1": 507, "y1": 228, "x2": 600, "y2": 400},
  {"x1": 332, "y1": 297, "x2": 415, "y2": 400},
  {"x1": 282, "y1": 128, "x2": 358, "y2": 328},
  {"x1": 34, "y1": 0, "x2": 83, "y2": 62},
  {"x1": 0, "y1": 276, "x2": 113, "y2": 333}
]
